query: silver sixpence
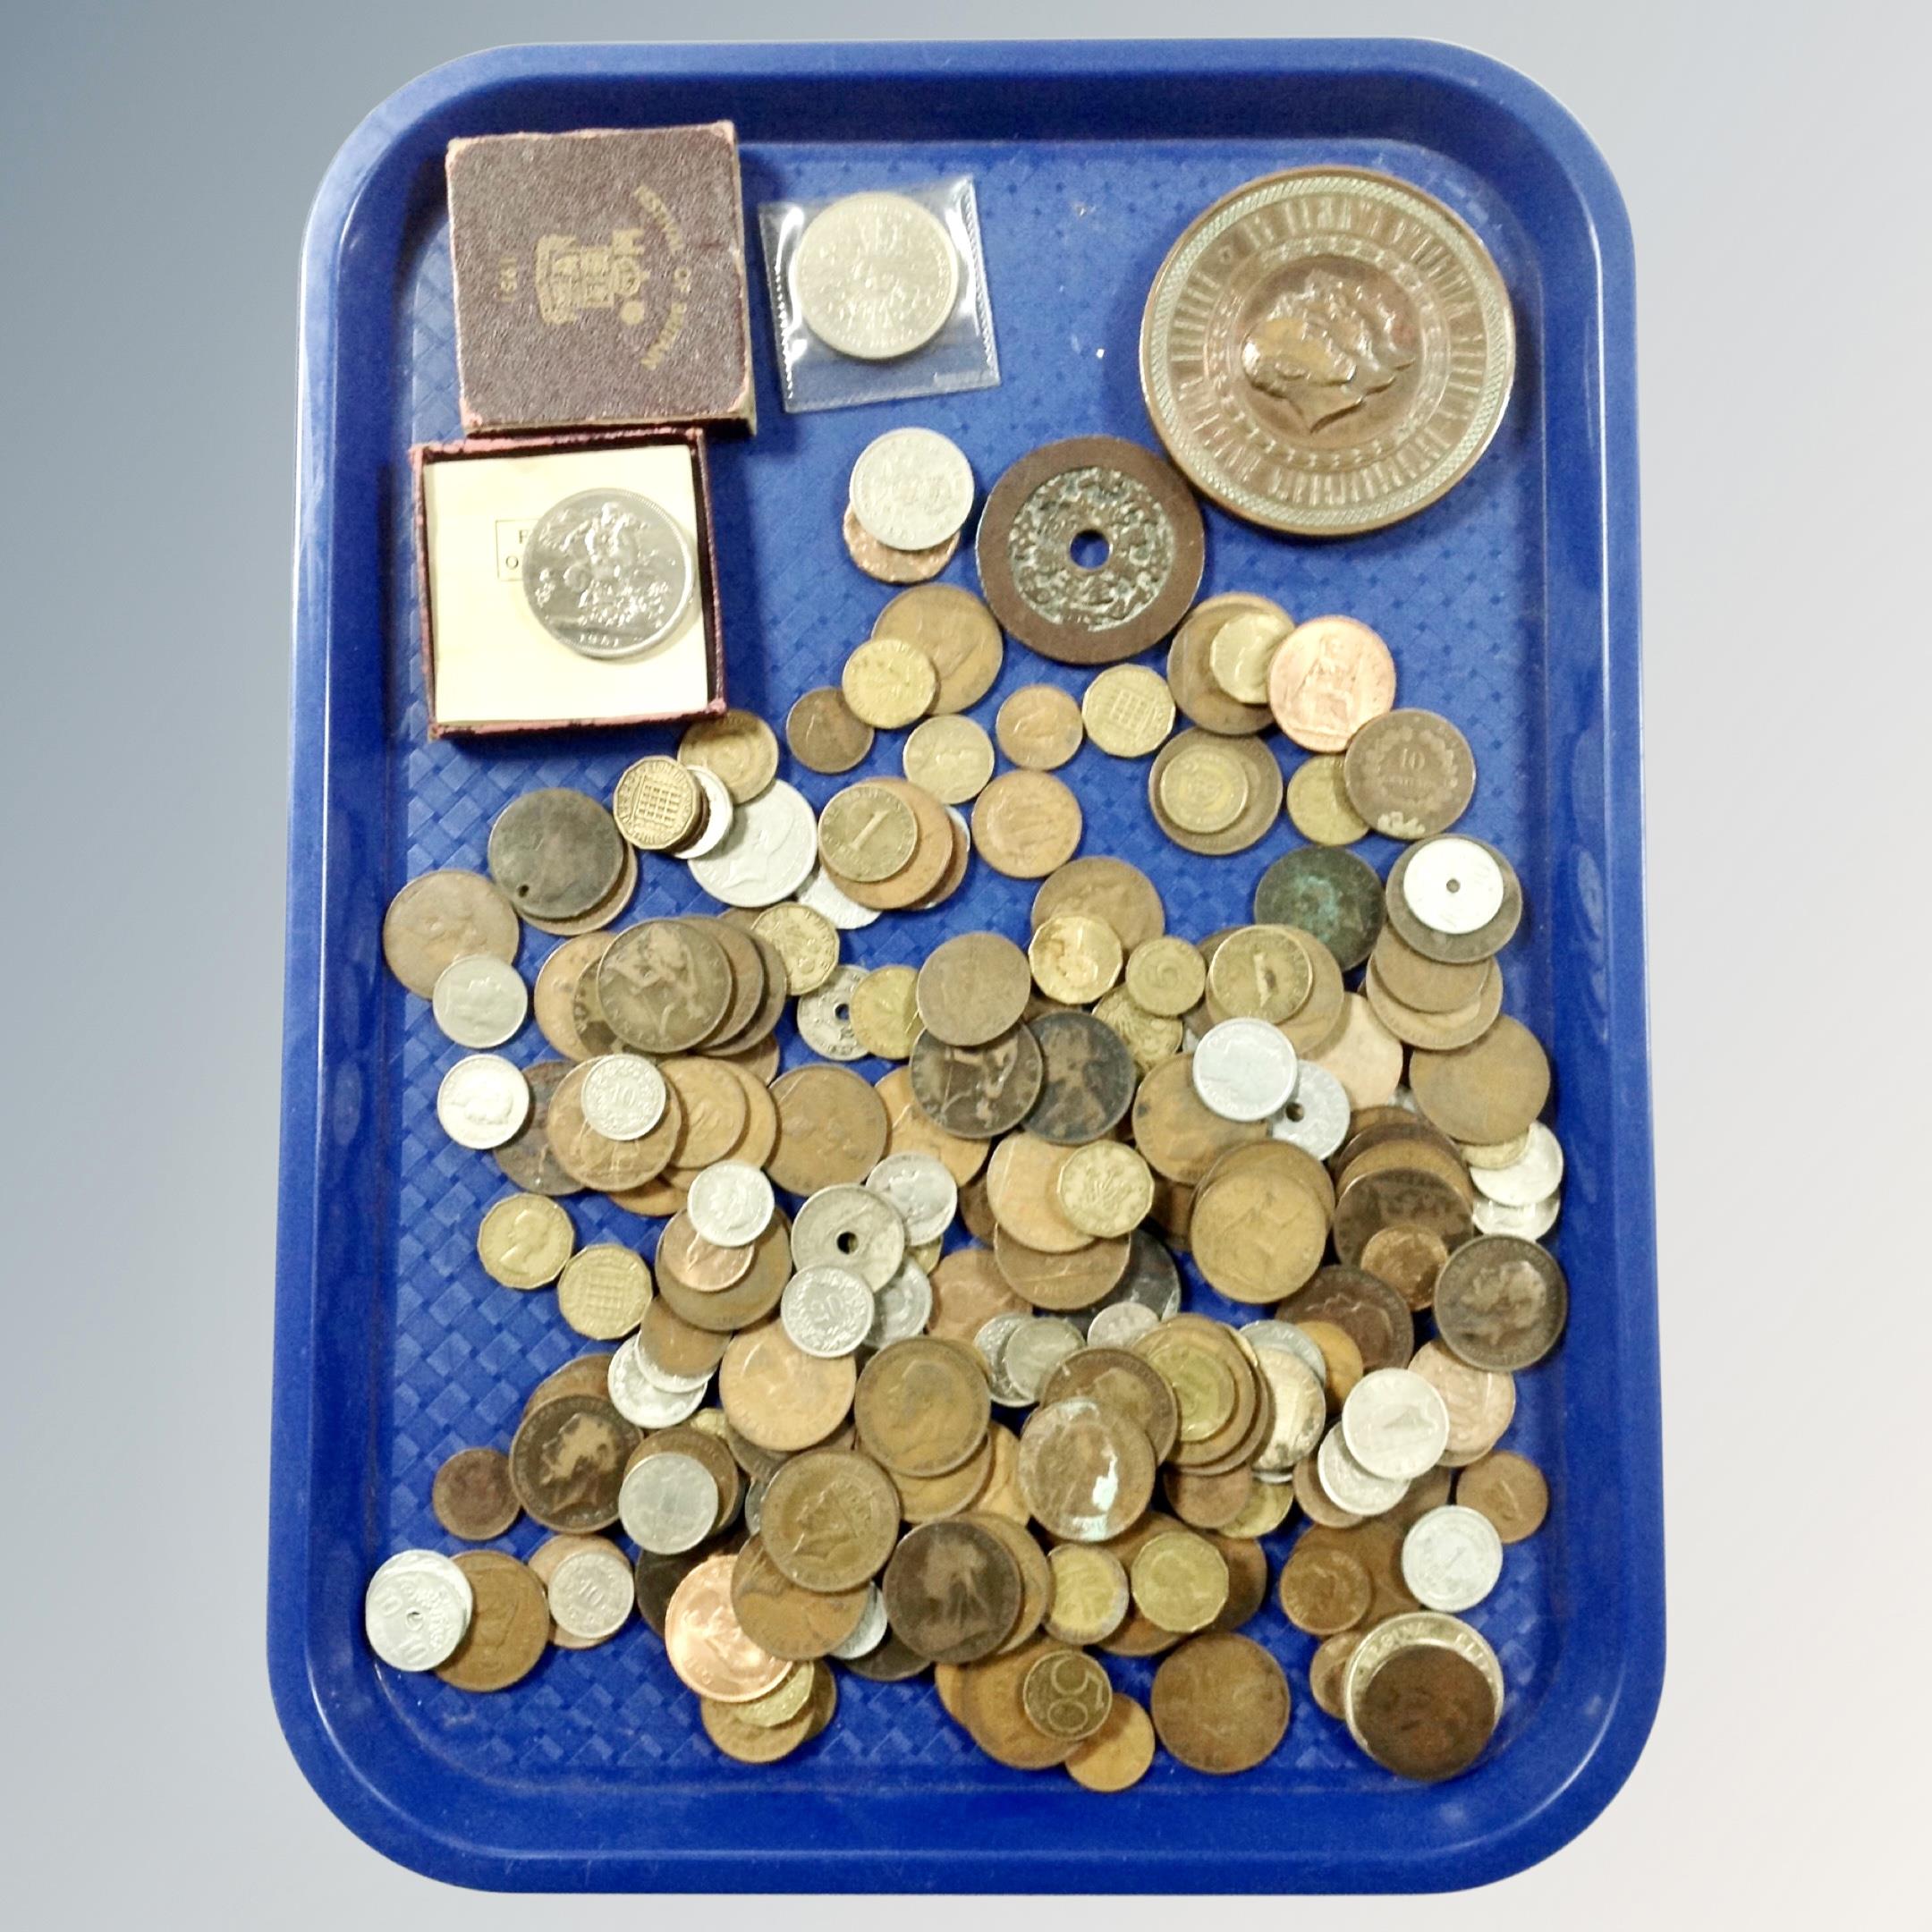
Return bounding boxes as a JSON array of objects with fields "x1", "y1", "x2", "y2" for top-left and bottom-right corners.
[
  {"x1": 546, "y1": 1545, "x2": 634, "y2": 1641},
  {"x1": 606, "y1": 1335, "x2": 708, "y2": 1427},
  {"x1": 796, "y1": 860, "x2": 881, "y2": 930},
  {"x1": 1342, "y1": 1368, "x2": 1452, "y2": 1480},
  {"x1": 1086, "y1": 1301, "x2": 1159, "y2": 1347},
  {"x1": 1318, "y1": 1424, "x2": 1411, "y2": 1517},
  {"x1": 1473, "y1": 1191, "x2": 1563, "y2": 1240},
  {"x1": 1470, "y1": 1121, "x2": 1565, "y2": 1208},
  {"x1": 1400, "y1": 1504, "x2": 1505, "y2": 1613},
  {"x1": 436, "y1": 1054, "x2": 531, "y2": 1149},
  {"x1": 363, "y1": 1550, "x2": 473, "y2": 1671},
  {"x1": 864, "y1": 1258, "x2": 933, "y2": 1350},
  {"x1": 848, "y1": 428, "x2": 976, "y2": 551},
  {"x1": 686, "y1": 780, "x2": 818, "y2": 909},
  {"x1": 1242, "y1": 1318, "x2": 1332, "y2": 1388},
  {"x1": 797, "y1": 964, "x2": 868, "y2": 1061},
  {"x1": 829, "y1": 1583, "x2": 890, "y2": 1659},
  {"x1": 791, "y1": 1183, "x2": 906, "y2": 1289},
  {"x1": 618, "y1": 1452, "x2": 720, "y2": 1555},
  {"x1": 780, "y1": 1265, "x2": 876, "y2": 1358},
  {"x1": 1191, "y1": 1017, "x2": 1300, "y2": 1122},
  {"x1": 430, "y1": 953, "x2": 529, "y2": 1048},
  {"x1": 794, "y1": 191, "x2": 961, "y2": 360},
  {"x1": 686, "y1": 1160, "x2": 776, "y2": 1247},
  {"x1": 864, "y1": 1151, "x2": 958, "y2": 1244},
  {"x1": 521, "y1": 488, "x2": 694, "y2": 661},
  {"x1": 1000, "y1": 1317, "x2": 1085, "y2": 1402},
  {"x1": 579, "y1": 1054, "x2": 667, "y2": 1140},
  {"x1": 678, "y1": 766, "x2": 739, "y2": 860},
  {"x1": 1269, "y1": 1060, "x2": 1352, "y2": 1159},
  {"x1": 1400, "y1": 835, "x2": 1506, "y2": 936},
  {"x1": 974, "y1": 1312, "x2": 1029, "y2": 1405}
]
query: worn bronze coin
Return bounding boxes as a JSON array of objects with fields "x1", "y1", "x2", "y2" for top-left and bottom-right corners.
[
  {"x1": 530, "y1": 932, "x2": 614, "y2": 1059},
  {"x1": 1370, "y1": 921, "x2": 1492, "y2": 1013},
  {"x1": 1434, "y1": 1235, "x2": 1568, "y2": 1370},
  {"x1": 1131, "y1": 1053, "x2": 1267, "y2": 1183},
  {"x1": 976, "y1": 436, "x2": 1205, "y2": 665},
  {"x1": 908, "y1": 1023, "x2": 1044, "y2": 1140},
  {"x1": 1253, "y1": 847, "x2": 1385, "y2": 972},
  {"x1": 1149, "y1": 1631, "x2": 1291, "y2": 1774},
  {"x1": 884, "y1": 1519, "x2": 1023, "y2": 1663},
  {"x1": 1039, "y1": 1348, "x2": 1180, "y2": 1462},
  {"x1": 1360, "y1": 1224, "x2": 1451, "y2": 1312},
  {"x1": 758, "y1": 1449, "x2": 901, "y2": 1592},
  {"x1": 953, "y1": 1633, "x2": 1081, "y2": 1768},
  {"x1": 1279, "y1": 1267, "x2": 1415, "y2": 1372},
  {"x1": 1457, "y1": 1450, "x2": 1549, "y2": 1542},
  {"x1": 1030, "y1": 858, "x2": 1166, "y2": 953},
  {"x1": 874, "y1": 582, "x2": 1005, "y2": 713},
  {"x1": 1349, "y1": 1627, "x2": 1499, "y2": 1781},
  {"x1": 855, "y1": 1336, "x2": 992, "y2": 1478},
  {"x1": 1021, "y1": 1012, "x2": 1137, "y2": 1145},
  {"x1": 1165, "y1": 597, "x2": 1279, "y2": 734},
  {"x1": 994, "y1": 1227, "x2": 1131, "y2": 1313},
  {"x1": 1365, "y1": 957, "x2": 1504, "y2": 1052},
  {"x1": 972, "y1": 770, "x2": 1082, "y2": 878},
  {"x1": 729, "y1": 1536, "x2": 870, "y2": 1661},
  {"x1": 487, "y1": 788, "x2": 625, "y2": 920},
  {"x1": 983, "y1": 1133, "x2": 1087, "y2": 1254},
  {"x1": 718, "y1": 1319, "x2": 858, "y2": 1453},
  {"x1": 995, "y1": 683, "x2": 1085, "y2": 770},
  {"x1": 785, "y1": 686, "x2": 875, "y2": 774},
  {"x1": 547, "y1": 1061, "x2": 682, "y2": 1193},
  {"x1": 767, "y1": 1063, "x2": 890, "y2": 1192},
  {"x1": 1191, "y1": 1166, "x2": 1327, "y2": 1303},
  {"x1": 597, "y1": 920, "x2": 731, "y2": 1055},
  {"x1": 508, "y1": 1394, "x2": 640, "y2": 1532},
  {"x1": 916, "y1": 932, "x2": 1032, "y2": 1047},
  {"x1": 432, "y1": 1446, "x2": 521, "y2": 1540},
  {"x1": 1309, "y1": 1630, "x2": 1367, "y2": 1718},
  {"x1": 874, "y1": 1066, "x2": 989, "y2": 1185},
  {"x1": 1018, "y1": 1394, "x2": 1157, "y2": 1541},
  {"x1": 491, "y1": 1060, "x2": 582, "y2": 1197},
  {"x1": 383, "y1": 870, "x2": 521, "y2": 998},
  {"x1": 1343, "y1": 709, "x2": 1477, "y2": 841},
  {"x1": 928, "y1": 1246, "x2": 1030, "y2": 1343},
  {"x1": 1332, "y1": 1167, "x2": 1474, "y2": 1268},
  {"x1": 1410, "y1": 1015, "x2": 1550, "y2": 1146},
  {"x1": 434, "y1": 1551, "x2": 549, "y2": 1693},
  {"x1": 1066, "y1": 1692, "x2": 1157, "y2": 1791}
]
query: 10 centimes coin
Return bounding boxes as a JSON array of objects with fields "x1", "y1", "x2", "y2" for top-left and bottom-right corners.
[
  {"x1": 976, "y1": 436, "x2": 1206, "y2": 665},
  {"x1": 884, "y1": 1519, "x2": 1021, "y2": 1663},
  {"x1": 1343, "y1": 709, "x2": 1478, "y2": 841},
  {"x1": 1140, "y1": 166, "x2": 1516, "y2": 537},
  {"x1": 1433, "y1": 1235, "x2": 1569, "y2": 1370},
  {"x1": 434, "y1": 1551, "x2": 548, "y2": 1692},
  {"x1": 521, "y1": 489, "x2": 693, "y2": 660},
  {"x1": 1400, "y1": 1504, "x2": 1504, "y2": 1612},
  {"x1": 665, "y1": 1551, "x2": 790, "y2": 1702},
  {"x1": 1266, "y1": 616, "x2": 1397, "y2": 751},
  {"x1": 785, "y1": 686, "x2": 875, "y2": 774},
  {"x1": 383, "y1": 870, "x2": 520, "y2": 997},
  {"x1": 795, "y1": 191, "x2": 961, "y2": 360},
  {"x1": 1149, "y1": 1631, "x2": 1292, "y2": 1773},
  {"x1": 850, "y1": 428, "x2": 976, "y2": 551},
  {"x1": 1343, "y1": 1611, "x2": 1503, "y2": 1781},
  {"x1": 364, "y1": 1550, "x2": 474, "y2": 1671},
  {"x1": 436, "y1": 1055, "x2": 531, "y2": 1150},
  {"x1": 431, "y1": 953, "x2": 528, "y2": 1048}
]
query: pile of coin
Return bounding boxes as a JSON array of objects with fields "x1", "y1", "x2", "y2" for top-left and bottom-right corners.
[{"x1": 374, "y1": 662, "x2": 1563, "y2": 1784}]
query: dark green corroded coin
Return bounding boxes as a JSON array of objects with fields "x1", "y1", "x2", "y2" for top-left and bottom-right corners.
[{"x1": 1253, "y1": 849, "x2": 1385, "y2": 971}]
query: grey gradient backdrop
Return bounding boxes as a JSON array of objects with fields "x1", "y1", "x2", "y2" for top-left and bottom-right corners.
[{"x1": 0, "y1": 2, "x2": 1919, "y2": 1922}]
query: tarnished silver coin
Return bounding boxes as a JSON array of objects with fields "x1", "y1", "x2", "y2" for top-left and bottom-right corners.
[
  {"x1": 798, "y1": 964, "x2": 868, "y2": 1062},
  {"x1": 1472, "y1": 1191, "x2": 1563, "y2": 1241},
  {"x1": 1191, "y1": 1017, "x2": 1299, "y2": 1122},
  {"x1": 436, "y1": 1054, "x2": 532, "y2": 1149},
  {"x1": 780, "y1": 1265, "x2": 876, "y2": 1359},
  {"x1": 865, "y1": 1258, "x2": 934, "y2": 1350},
  {"x1": 791, "y1": 1183, "x2": 906, "y2": 1289},
  {"x1": 547, "y1": 1544, "x2": 634, "y2": 1641},
  {"x1": 1341, "y1": 1368, "x2": 1452, "y2": 1480},
  {"x1": 686, "y1": 780, "x2": 818, "y2": 910},
  {"x1": 864, "y1": 1152, "x2": 958, "y2": 1244},
  {"x1": 686, "y1": 1160, "x2": 776, "y2": 1248},
  {"x1": 1086, "y1": 1301, "x2": 1159, "y2": 1347},
  {"x1": 1400, "y1": 835, "x2": 1506, "y2": 936},
  {"x1": 521, "y1": 487, "x2": 694, "y2": 660},
  {"x1": 364, "y1": 1550, "x2": 473, "y2": 1671},
  {"x1": 679, "y1": 766, "x2": 739, "y2": 860},
  {"x1": 1318, "y1": 1423, "x2": 1411, "y2": 1517},
  {"x1": 1000, "y1": 1317, "x2": 1085, "y2": 1402},
  {"x1": 796, "y1": 860, "x2": 881, "y2": 931},
  {"x1": 974, "y1": 1312, "x2": 1030, "y2": 1406},
  {"x1": 1269, "y1": 1059, "x2": 1351, "y2": 1159},
  {"x1": 618, "y1": 1452, "x2": 720, "y2": 1556},
  {"x1": 431, "y1": 953, "x2": 528, "y2": 1048},
  {"x1": 1251, "y1": 1349, "x2": 1328, "y2": 1474},
  {"x1": 829, "y1": 1583, "x2": 890, "y2": 1659},
  {"x1": 849, "y1": 428, "x2": 976, "y2": 551},
  {"x1": 1400, "y1": 1504, "x2": 1504, "y2": 1613},
  {"x1": 1241, "y1": 1318, "x2": 1331, "y2": 1388},
  {"x1": 606, "y1": 1335, "x2": 708, "y2": 1428},
  {"x1": 795, "y1": 191, "x2": 961, "y2": 361},
  {"x1": 1469, "y1": 1121, "x2": 1564, "y2": 1209},
  {"x1": 579, "y1": 1054, "x2": 667, "y2": 1140}
]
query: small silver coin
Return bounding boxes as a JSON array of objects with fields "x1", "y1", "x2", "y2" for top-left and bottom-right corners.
[
  {"x1": 1342, "y1": 1368, "x2": 1452, "y2": 1481},
  {"x1": 521, "y1": 488, "x2": 694, "y2": 661},
  {"x1": 780, "y1": 1265, "x2": 876, "y2": 1359},
  {"x1": 431, "y1": 953, "x2": 528, "y2": 1048},
  {"x1": 1241, "y1": 1318, "x2": 1332, "y2": 1389},
  {"x1": 618, "y1": 1452, "x2": 720, "y2": 1556},
  {"x1": 1318, "y1": 1423, "x2": 1411, "y2": 1517},
  {"x1": 790, "y1": 1183, "x2": 906, "y2": 1289},
  {"x1": 864, "y1": 1151, "x2": 958, "y2": 1244},
  {"x1": 1400, "y1": 835, "x2": 1506, "y2": 936},
  {"x1": 1269, "y1": 1060, "x2": 1352, "y2": 1159},
  {"x1": 798, "y1": 964, "x2": 868, "y2": 1061},
  {"x1": 796, "y1": 860, "x2": 881, "y2": 930},
  {"x1": 363, "y1": 1550, "x2": 473, "y2": 1671},
  {"x1": 1086, "y1": 1301, "x2": 1159, "y2": 1347},
  {"x1": 1472, "y1": 1191, "x2": 1563, "y2": 1240},
  {"x1": 686, "y1": 1160, "x2": 776, "y2": 1248},
  {"x1": 1469, "y1": 1121, "x2": 1565, "y2": 1208},
  {"x1": 677, "y1": 766, "x2": 739, "y2": 860},
  {"x1": 794, "y1": 191, "x2": 961, "y2": 361},
  {"x1": 606, "y1": 1335, "x2": 708, "y2": 1427},
  {"x1": 1000, "y1": 1317, "x2": 1085, "y2": 1402},
  {"x1": 864, "y1": 1258, "x2": 933, "y2": 1350},
  {"x1": 546, "y1": 1545, "x2": 634, "y2": 1641},
  {"x1": 436, "y1": 1054, "x2": 532, "y2": 1150},
  {"x1": 829, "y1": 1583, "x2": 890, "y2": 1659},
  {"x1": 1191, "y1": 1017, "x2": 1299, "y2": 1122},
  {"x1": 973, "y1": 1312, "x2": 1030, "y2": 1405},
  {"x1": 849, "y1": 428, "x2": 976, "y2": 552},
  {"x1": 579, "y1": 1054, "x2": 667, "y2": 1140},
  {"x1": 1400, "y1": 1504, "x2": 1505, "y2": 1613}
]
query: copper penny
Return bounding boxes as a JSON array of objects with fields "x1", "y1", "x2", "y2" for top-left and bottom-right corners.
[
  {"x1": 657, "y1": 1210, "x2": 756, "y2": 1293},
  {"x1": 1278, "y1": 1539, "x2": 1373, "y2": 1634},
  {"x1": 995, "y1": 683, "x2": 1085, "y2": 770},
  {"x1": 521, "y1": 1352, "x2": 614, "y2": 1418},
  {"x1": 916, "y1": 931, "x2": 1032, "y2": 1046},
  {"x1": 758, "y1": 1449, "x2": 900, "y2": 1592},
  {"x1": 1369, "y1": 922, "x2": 1493, "y2": 1014},
  {"x1": 855, "y1": 1336, "x2": 991, "y2": 1478},
  {"x1": 953, "y1": 1634, "x2": 1080, "y2": 1768},
  {"x1": 383, "y1": 869, "x2": 521, "y2": 997},
  {"x1": 1030, "y1": 857, "x2": 1166, "y2": 953},
  {"x1": 665, "y1": 1550, "x2": 790, "y2": 1701},
  {"x1": 1017, "y1": 1395, "x2": 1156, "y2": 1541},
  {"x1": 842, "y1": 504, "x2": 959, "y2": 584},
  {"x1": 1281, "y1": 1267, "x2": 1415, "y2": 1373},
  {"x1": 492, "y1": 1059, "x2": 583, "y2": 1198},
  {"x1": 639, "y1": 1298, "x2": 732, "y2": 1380},
  {"x1": 1365, "y1": 957, "x2": 1504, "y2": 1053},
  {"x1": 908, "y1": 1023, "x2": 1045, "y2": 1141},
  {"x1": 431, "y1": 1446, "x2": 521, "y2": 1541},
  {"x1": 1207, "y1": 1530, "x2": 1272, "y2": 1631},
  {"x1": 726, "y1": 1536, "x2": 871, "y2": 1661},
  {"x1": 928, "y1": 1246, "x2": 1030, "y2": 1343},
  {"x1": 1348, "y1": 1623, "x2": 1499, "y2": 1781},
  {"x1": 785, "y1": 686, "x2": 875, "y2": 775},
  {"x1": 1149, "y1": 1631, "x2": 1291, "y2": 1774},
  {"x1": 875, "y1": 1067, "x2": 991, "y2": 1186},
  {"x1": 1410, "y1": 1015, "x2": 1551, "y2": 1146},
  {"x1": 718, "y1": 1319, "x2": 857, "y2": 1453},
  {"x1": 508, "y1": 1393, "x2": 640, "y2": 1532},
  {"x1": 1265, "y1": 615, "x2": 1397, "y2": 752},
  {"x1": 994, "y1": 1226, "x2": 1131, "y2": 1315},
  {"x1": 1456, "y1": 1450, "x2": 1549, "y2": 1543},
  {"x1": 1433, "y1": 1235, "x2": 1568, "y2": 1370},
  {"x1": 435, "y1": 1551, "x2": 550, "y2": 1692},
  {"x1": 597, "y1": 919, "x2": 732, "y2": 1055},
  {"x1": 884, "y1": 1519, "x2": 1023, "y2": 1664},
  {"x1": 873, "y1": 582, "x2": 1005, "y2": 714},
  {"x1": 652, "y1": 1212, "x2": 792, "y2": 1335},
  {"x1": 530, "y1": 932, "x2": 615, "y2": 1059},
  {"x1": 1021, "y1": 1011, "x2": 1138, "y2": 1145},
  {"x1": 767, "y1": 1064, "x2": 889, "y2": 1193},
  {"x1": 1309, "y1": 1629, "x2": 1367, "y2": 1718},
  {"x1": 660, "y1": 1056, "x2": 749, "y2": 1168},
  {"x1": 971, "y1": 770, "x2": 1082, "y2": 877},
  {"x1": 1131, "y1": 1053, "x2": 1267, "y2": 1184},
  {"x1": 1066, "y1": 1692, "x2": 1157, "y2": 1791},
  {"x1": 983, "y1": 1132, "x2": 1087, "y2": 1253}
]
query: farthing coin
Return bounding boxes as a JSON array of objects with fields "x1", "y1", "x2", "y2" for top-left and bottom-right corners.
[
  {"x1": 1469, "y1": 1121, "x2": 1564, "y2": 1208},
  {"x1": 865, "y1": 1258, "x2": 933, "y2": 1350},
  {"x1": 430, "y1": 953, "x2": 528, "y2": 1048},
  {"x1": 364, "y1": 1550, "x2": 474, "y2": 1671},
  {"x1": 546, "y1": 1544, "x2": 635, "y2": 1641},
  {"x1": 436, "y1": 1054, "x2": 532, "y2": 1149},
  {"x1": 791, "y1": 1183, "x2": 907, "y2": 1289},
  {"x1": 849, "y1": 428, "x2": 976, "y2": 551},
  {"x1": 795, "y1": 191, "x2": 962, "y2": 360},
  {"x1": 579, "y1": 1054, "x2": 667, "y2": 1140},
  {"x1": 864, "y1": 1151, "x2": 958, "y2": 1244},
  {"x1": 1341, "y1": 1368, "x2": 1452, "y2": 1480},
  {"x1": 1192, "y1": 1018, "x2": 1299, "y2": 1122},
  {"x1": 1269, "y1": 1060, "x2": 1352, "y2": 1159},
  {"x1": 1401, "y1": 835, "x2": 1506, "y2": 936},
  {"x1": 619, "y1": 1452, "x2": 721, "y2": 1556},
  {"x1": 686, "y1": 780, "x2": 818, "y2": 910},
  {"x1": 606, "y1": 1336, "x2": 709, "y2": 1428},
  {"x1": 686, "y1": 1161, "x2": 776, "y2": 1248},
  {"x1": 1140, "y1": 167, "x2": 1515, "y2": 536},
  {"x1": 1400, "y1": 1504, "x2": 1504, "y2": 1613},
  {"x1": 781, "y1": 1265, "x2": 876, "y2": 1359},
  {"x1": 521, "y1": 487, "x2": 694, "y2": 660}
]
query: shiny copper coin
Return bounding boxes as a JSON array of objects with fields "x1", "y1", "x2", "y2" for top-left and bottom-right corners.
[
  {"x1": 1266, "y1": 615, "x2": 1397, "y2": 751},
  {"x1": 432, "y1": 1447, "x2": 521, "y2": 1541},
  {"x1": 884, "y1": 1518, "x2": 1023, "y2": 1663},
  {"x1": 785, "y1": 686, "x2": 875, "y2": 775},
  {"x1": 652, "y1": 1212, "x2": 792, "y2": 1335},
  {"x1": 657, "y1": 1210, "x2": 756, "y2": 1293},
  {"x1": 842, "y1": 504, "x2": 959, "y2": 583},
  {"x1": 1409, "y1": 1339, "x2": 1515, "y2": 1461},
  {"x1": 435, "y1": 1551, "x2": 550, "y2": 1692},
  {"x1": 1149, "y1": 1632, "x2": 1291, "y2": 1773},
  {"x1": 665, "y1": 1550, "x2": 791, "y2": 1701},
  {"x1": 1456, "y1": 1450, "x2": 1549, "y2": 1543}
]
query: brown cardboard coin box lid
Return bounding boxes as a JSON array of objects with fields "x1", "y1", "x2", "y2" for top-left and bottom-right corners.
[
  {"x1": 448, "y1": 123, "x2": 756, "y2": 435},
  {"x1": 411, "y1": 428, "x2": 726, "y2": 739}
]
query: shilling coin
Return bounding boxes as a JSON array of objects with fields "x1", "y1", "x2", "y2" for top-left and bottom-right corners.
[
  {"x1": 383, "y1": 869, "x2": 520, "y2": 998},
  {"x1": 1082, "y1": 663, "x2": 1175, "y2": 757},
  {"x1": 430, "y1": 953, "x2": 528, "y2": 1048},
  {"x1": 578, "y1": 1054, "x2": 667, "y2": 1140},
  {"x1": 1286, "y1": 754, "x2": 1370, "y2": 845},
  {"x1": 842, "y1": 504, "x2": 959, "y2": 583},
  {"x1": 1191, "y1": 1018, "x2": 1299, "y2": 1122},
  {"x1": 1343, "y1": 709, "x2": 1477, "y2": 841},
  {"x1": 865, "y1": 1152, "x2": 958, "y2": 1245},
  {"x1": 521, "y1": 488, "x2": 693, "y2": 660},
  {"x1": 436, "y1": 1054, "x2": 531, "y2": 1150},
  {"x1": 1318, "y1": 1423, "x2": 1411, "y2": 1517},
  {"x1": 686, "y1": 1161, "x2": 776, "y2": 1248},
  {"x1": 1266, "y1": 616, "x2": 1397, "y2": 751},
  {"x1": 849, "y1": 428, "x2": 976, "y2": 551},
  {"x1": 687, "y1": 780, "x2": 819, "y2": 909},
  {"x1": 796, "y1": 191, "x2": 961, "y2": 360},
  {"x1": 976, "y1": 436, "x2": 1206, "y2": 665},
  {"x1": 902, "y1": 714, "x2": 996, "y2": 803},
  {"x1": 1400, "y1": 1504, "x2": 1504, "y2": 1613},
  {"x1": 1269, "y1": 1060, "x2": 1352, "y2": 1159},
  {"x1": 1140, "y1": 167, "x2": 1515, "y2": 537},
  {"x1": 1341, "y1": 1368, "x2": 1452, "y2": 1480},
  {"x1": 1470, "y1": 1119, "x2": 1564, "y2": 1208},
  {"x1": 364, "y1": 1550, "x2": 474, "y2": 1671},
  {"x1": 784, "y1": 686, "x2": 875, "y2": 775}
]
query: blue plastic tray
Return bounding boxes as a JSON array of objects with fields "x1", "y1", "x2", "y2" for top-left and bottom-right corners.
[{"x1": 274, "y1": 39, "x2": 1661, "y2": 1894}]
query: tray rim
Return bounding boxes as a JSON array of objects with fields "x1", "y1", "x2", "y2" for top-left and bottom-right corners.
[{"x1": 274, "y1": 36, "x2": 1661, "y2": 1894}]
